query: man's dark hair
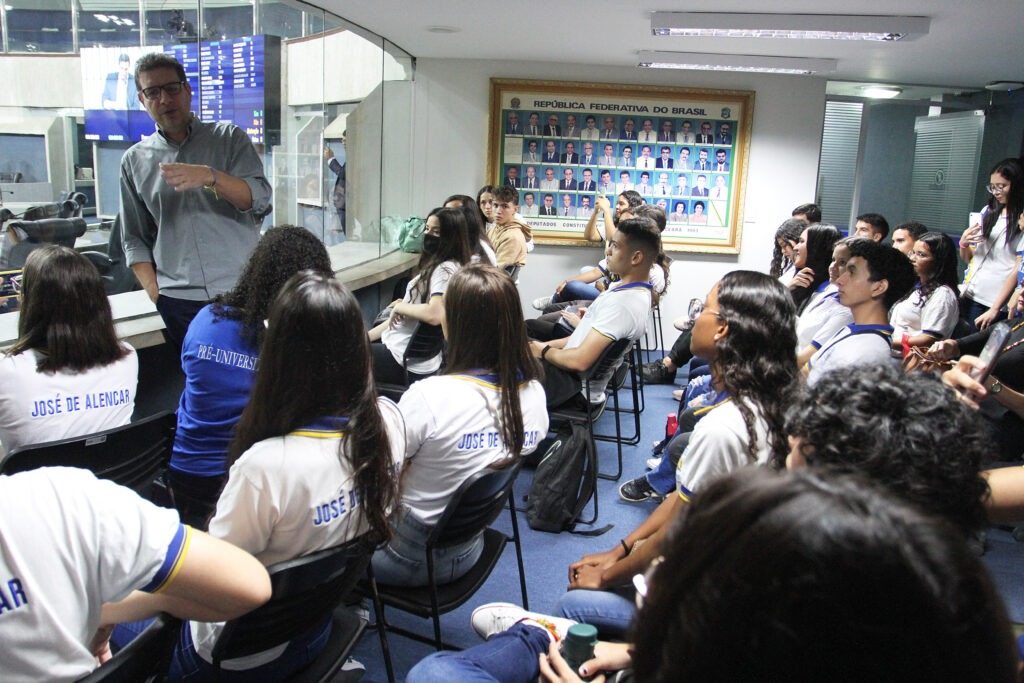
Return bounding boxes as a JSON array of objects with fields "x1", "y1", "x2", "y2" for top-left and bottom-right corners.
[
  {"x1": 135, "y1": 53, "x2": 186, "y2": 86},
  {"x1": 894, "y1": 220, "x2": 928, "y2": 240},
  {"x1": 856, "y1": 212, "x2": 890, "y2": 239},
  {"x1": 493, "y1": 185, "x2": 518, "y2": 205},
  {"x1": 633, "y1": 204, "x2": 666, "y2": 233},
  {"x1": 615, "y1": 217, "x2": 661, "y2": 263},
  {"x1": 784, "y1": 365, "x2": 991, "y2": 536},
  {"x1": 791, "y1": 203, "x2": 822, "y2": 223},
  {"x1": 844, "y1": 237, "x2": 915, "y2": 308}
]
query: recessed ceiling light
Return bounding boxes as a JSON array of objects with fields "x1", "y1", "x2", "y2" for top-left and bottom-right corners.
[
  {"x1": 426, "y1": 26, "x2": 460, "y2": 34},
  {"x1": 861, "y1": 86, "x2": 903, "y2": 99},
  {"x1": 638, "y1": 51, "x2": 837, "y2": 75},
  {"x1": 651, "y1": 12, "x2": 930, "y2": 42}
]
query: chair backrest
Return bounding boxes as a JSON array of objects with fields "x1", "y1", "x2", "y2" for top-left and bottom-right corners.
[
  {"x1": 210, "y1": 537, "x2": 372, "y2": 665},
  {"x1": 581, "y1": 336, "x2": 634, "y2": 401},
  {"x1": 502, "y1": 263, "x2": 521, "y2": 281},
  {"x1": 77, "y1": 613, "x2": 181, "y2": 682},
  {"x1": 427, "y1": 460, "x2": 523, "y2": 550},
  {"x1": 0, "y1": 411, "x2": 176, "y2": 495},
  {"x1": 402, "y1": 322, "x2": 445, "y2": 369}
]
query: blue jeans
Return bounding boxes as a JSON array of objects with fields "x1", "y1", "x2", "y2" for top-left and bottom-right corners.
[
  {"x1": 553, "y1": 279, "x2": 602, "y2": 304},
  {"x1": 555, "y1": 588, "x2": 635, "y2": 639},
  {"x1": 646, "y1": 430, "x2": 690, "y2": 494},
  {"x1": 371, "y1": 508, "x2": 484, "y2": 586},
  {"x1": 960, "y1": 295, "x2": 1007, "y2": 335},
  {"x1": 406, "y1": 622, "x2": 550, "y2": 683},
  {"x1": 114, "y1": 617, "x2": 331, "y2": 682}
]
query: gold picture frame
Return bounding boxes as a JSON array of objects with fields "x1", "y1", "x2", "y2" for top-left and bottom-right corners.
[{"x1": 488, "y1": 78, "x2": 754, "y2": 253}]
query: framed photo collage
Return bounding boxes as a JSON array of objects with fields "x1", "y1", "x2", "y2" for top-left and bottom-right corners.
[{"x1": 488, "y1": 79, "x2": 754, "y2": 253}]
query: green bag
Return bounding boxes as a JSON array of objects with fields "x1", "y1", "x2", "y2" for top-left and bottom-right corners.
[{"x1": 397, "y1": 217, "x2": 425, "y2": 253}]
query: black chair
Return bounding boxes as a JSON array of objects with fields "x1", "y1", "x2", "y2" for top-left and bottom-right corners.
[
  {"x1": 77, "y1": 613, "x2": 181, "y2": 682},
  {"x1": 502, "y1": 263, "x2": 521, "y2": 282},
  {"x1": 6, "y1": 217, "x2": 88, "y2": 268},
  {"x1": 599, "y1": 340, "x2": 645, "y2": 450},
  {"x1": 0, "y1": 411, "x2": 176, "y2": 499},
  {"x1": 209, "y1": 539, "x2": 371, "y2": 682},
  {"x1": 376, "y1": 322, "x2": 446, "y2": 401},
  {"x1": 549, "y1": 336, "x2": 634, "y2": 491},
  {"x1": 364, "y1": 462, "x2": 528, "y2": 682}
]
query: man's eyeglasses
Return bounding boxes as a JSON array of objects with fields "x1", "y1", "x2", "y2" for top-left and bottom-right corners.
[
  {"x1": 139, "y1": 81, "x2": 187, "y2": 101},
  {"x1": 987, "y1": 183, "x2": 1009, "y2": 195}
]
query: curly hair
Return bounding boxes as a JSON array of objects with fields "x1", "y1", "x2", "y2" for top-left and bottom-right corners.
[
  {"x1": 713, "y1": 271, "x2": 799, "y2": 462},
  {"x1": 229, "y1": 272, "x2": 398, "y2": 545},
  {"x1": 769, "y1": 218, "x2": 806, "y2": 278},
  {"x1": 213, "y1": 225, "x2": 333, "y2": 348},
  {"x1": 783, "y1": 364, "x2": 990, "y2": 535},
  {"x1": 630, "y1": 468, "x2": 1017, "y2": 682}
]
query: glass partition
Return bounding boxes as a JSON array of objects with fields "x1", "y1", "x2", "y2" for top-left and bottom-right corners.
[{"x1": 0, "y1": 0, "x2": 414, "y2": 272}]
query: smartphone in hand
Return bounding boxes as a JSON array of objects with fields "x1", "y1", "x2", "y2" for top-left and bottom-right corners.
[{"x1": 968, "y1": 321, "x2": 1013, "y2": 401}]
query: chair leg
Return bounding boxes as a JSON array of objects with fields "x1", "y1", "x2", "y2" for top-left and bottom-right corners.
[
  {"x1": 426, "y1": 551, "x2": 444, "y2": 650},
  {"x1": 366, "y1": 571, "x2": 396, "y2": 683},
  {"x1": 508, "y1": 495, "x2": 530, "y2": 611}
]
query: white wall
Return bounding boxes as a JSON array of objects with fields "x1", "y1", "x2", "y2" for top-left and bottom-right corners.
[{"x1": 410, "y1": 58, "x2": 827, "y2": 329}]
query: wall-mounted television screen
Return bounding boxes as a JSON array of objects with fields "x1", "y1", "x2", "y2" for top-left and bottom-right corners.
[{"x1": 81, "y1": 35, "x2": 280, "y2": 145}]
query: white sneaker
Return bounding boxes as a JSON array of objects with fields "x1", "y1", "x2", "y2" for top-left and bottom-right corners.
[
  {"x1": 470, "y1": 602, "x2": 577, "y2": 641},
  {"x1": 646, "y1": 456, "x2": 662, "y2": 470},
  {"x1": 532, "y1": 296, "x2": 552, "y2": 311}
]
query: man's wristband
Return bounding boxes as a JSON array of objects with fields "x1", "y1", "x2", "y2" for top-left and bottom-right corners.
[
  {"x1": 620, "y1": 539, "x2": 631, "y2": 556},
  {"x1": 208, "y1": 166, "x2": 217, "y2": 187},
  {"x1": 541, "y1": 345, "x2": 552, "y2": 360}
]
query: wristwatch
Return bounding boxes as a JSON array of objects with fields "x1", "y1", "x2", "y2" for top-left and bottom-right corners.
[{"x1": 990, "y1": 379, "x2": 1003, "y2": 395}]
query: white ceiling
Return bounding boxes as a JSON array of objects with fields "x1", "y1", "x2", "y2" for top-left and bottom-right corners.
[{"x1": 317, "y1": 0, "x2": 1024, "y2": 93}]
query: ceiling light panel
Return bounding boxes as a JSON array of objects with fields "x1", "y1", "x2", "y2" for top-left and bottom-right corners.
[
  {"x1": 638, "y1": 51, "x2": 837, "y2": 75},
  {"x1": 651, "y1": 13, "x2": 930, "y2": 42}
]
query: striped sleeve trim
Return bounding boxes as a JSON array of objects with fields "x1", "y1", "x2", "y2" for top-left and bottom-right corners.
[
  {"x1": 677, "y1": 485, "x2": 693, "y2": 503},
  {"x1": 921, "y1": 330, "x2": 942, "y2": 339},
  {"x1": 141, "y1": 524, "x2": 192, "y2": 594},
  {"x1": 810, "y1": 340, "x2": 822, "y2": 350}
]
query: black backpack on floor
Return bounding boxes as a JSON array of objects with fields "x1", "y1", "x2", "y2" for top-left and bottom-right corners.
[{"x1": 527, "y1": 421, "x2": 605, "y2": 534}]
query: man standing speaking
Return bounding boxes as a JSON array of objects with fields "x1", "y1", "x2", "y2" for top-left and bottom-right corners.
[{"x1": 120, "y1": 53, "x2": 272, "y2": 348}]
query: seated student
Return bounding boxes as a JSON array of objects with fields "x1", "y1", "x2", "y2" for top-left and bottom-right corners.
[
  {"x1": 527, "y1": 206, "x2": 670, "y2": 342},
  {"x1": 804, "y1": 238, "x2": 915, "y2": 386},
  {"x1": 166, "y1": 272, "x2": 404, "y2": 681},
  {"x1": 530, "y1": 191, "x2": 645, "y2": 313},
  {"x1": 409, "y1": 469, "x2": 1018, "y2": 683},
  {"x1": 0, "y1": 246, "x2": 137, "y2": 456},
  {"x1": 769, "y1": 217, "x2": 808, "y2": 283},
  {"x1": 529, "y1": 219, "x2": 658, "y2": 412},
  {"x1": 558, "y1": 271, "x2": 797, "y2": 637},
  {"x1": 0, "y1": 467, "x2": 270, "y2": 682},
  {"x1": 369, "y1": 207, "x2": 472, "y2": 385},
  {"x1": 786, "y1": 364, "x2": 990, "y2": 538},
  {"x1": 853, "y1": 211, "x2": 890, "y2": 241},
  {"x1": 889, "y1": 231, "x2": 960, "y2": 355},
  {"x1": 790, "y1": 201, "x2": 822, "y2": 224},
  {"x1": 487, "y1": 186, "x2": 533, "y2": 269},
  {"x1": 169, "y1": 226, "x2": 333, "y2": 528},
  {"x1": 788, "y1": 223, "x2": 842, "y2": 328},
  {"x1": 373, "y1": 266, "x2": 548, "y2": 586},
  {"x1": 795, "y1": 237, "x2": 855, "y2": 367},
  {"x1": 643, "y1": 215, "x2": 809, "y2": 386},
  {"x1": 443, "y1": 194, "x2": 498, "y2": 266},
  {"x1": 891, "y1": 219, "x2": 928, "y2": 255}
]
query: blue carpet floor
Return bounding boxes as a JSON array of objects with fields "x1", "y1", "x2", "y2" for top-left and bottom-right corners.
[{"x1": 348, "y1": 363, "x2": 1024, "y2": 682}]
